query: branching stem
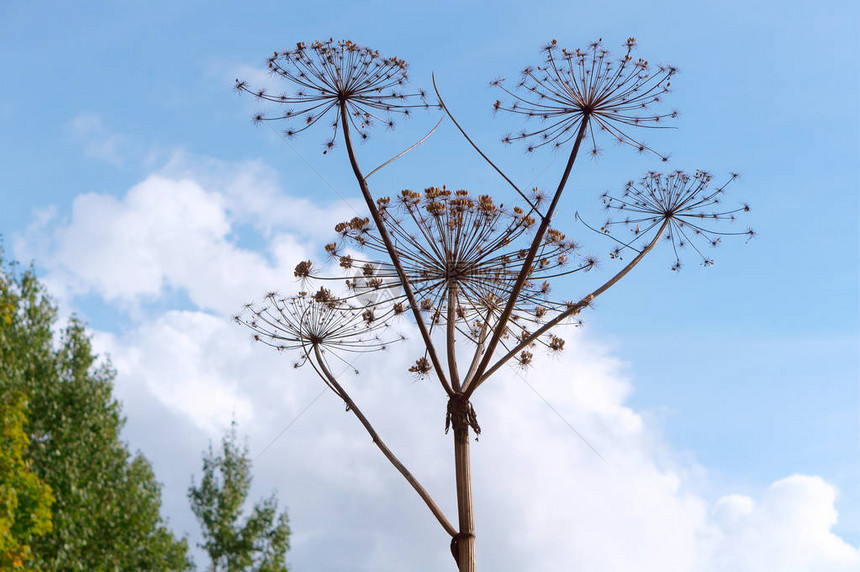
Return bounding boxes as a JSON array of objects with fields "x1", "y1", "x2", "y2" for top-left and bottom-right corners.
[
  {"x1": 312, "y1": 345, "x2": 457, "y2": 537},
  {"x1": 465, "y1": 116, "x2": 591, "y2": 393},
  {"x1": 473, "y1": 218, "x2": 670, "y2": 388},
  {"x1": 339, "y1": 102, "x2": 453, "y2": 396}
]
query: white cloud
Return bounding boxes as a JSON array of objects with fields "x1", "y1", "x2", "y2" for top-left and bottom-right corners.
[
  {"x1": 96, "y1": 311, "x2": 257, "y2": 433},
  {"x1": 15, "y1": 156, "x2": 859, "y2": 571},
  {"x1": 92, "y1": 313, "x2": 860, "y2": 571},
  {"x1": 157, "y1": 151, "x2": 359, "y2": 238},
  {"x1": 14, "y1": 156, "x2": 353, "y2": 316},
  {"x1": 706, "y1": 475, "x2": 860, "y2": 571}
]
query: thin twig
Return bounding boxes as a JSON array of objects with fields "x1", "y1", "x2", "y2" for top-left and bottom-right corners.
[
  {"x1": 366, "y1": 117, "x2": 444, "y2": 179},
  {"x1": 432, "y1": 74, "x2": 537, "y2": 211},
  {"x1": 265, "y1": 122, "x2": 362, "y2": 217},
  {"x1": 253, "y1": 388, "x2": 327, "y2": 462},
  {"x1": 511, "y1": 365, "x2": 606, "y2": 463}
]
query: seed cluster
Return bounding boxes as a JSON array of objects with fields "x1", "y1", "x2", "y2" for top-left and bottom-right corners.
[
  {"x1": 306, "y1": 186, "x2": 594, "y2": 370},
  {"x1": 235, "y1": 290, "x2": 398, "y2": 368},
  {"x1": 236, "y1": 38, "x2": 752, "y2": 378}
]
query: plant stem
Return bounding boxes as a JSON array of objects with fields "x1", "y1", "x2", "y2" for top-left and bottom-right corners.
[
  {"x1": 452, "y1": 406, "x2": 476, "y2": 572},
  {"x1": 465, "y1": 117, "x2": 590, "y2": 396},
  {"x1": 313, "y1": 345, "x2": 458, "y2": 537},
  {"x1": 338, "y1": 102, "x2": 453, "y2": 396},
  {"x1": 447, "y1": 283, "x2": 461, "y2": 392},
  {"x1": 476, "y1": 218, "x2": 671, "y2": 386}
]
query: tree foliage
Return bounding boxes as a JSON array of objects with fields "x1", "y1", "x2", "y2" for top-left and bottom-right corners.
[
  {"x1": 0, "y1": 256, "x2": 192, "y2": 571},
  {"x1": 0, "y1": 393, "x2": 54, "y2": 570},
  {"x1": 189, "y1": 422, "x2": 290, "y2": 572}
]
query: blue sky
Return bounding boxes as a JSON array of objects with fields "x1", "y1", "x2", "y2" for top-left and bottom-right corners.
[{"x1": 2, "y1": 1, "x2": 858, "y2": 569}]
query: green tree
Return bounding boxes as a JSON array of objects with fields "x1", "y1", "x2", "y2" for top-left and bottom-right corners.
[
  {"x1": 0, "y1": 393, "x2": 54, "y2": 570},
  {"x1": 189, "y1": 422, "x2": 290, "y2": 572},
  {"x1": 0, "y1": 257, "x2": 192, "y2": 571}
]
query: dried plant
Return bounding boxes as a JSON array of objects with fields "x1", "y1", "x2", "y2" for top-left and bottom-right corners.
[
  {"x1": 315, "y1": 187, "x2": 594, "y2": 358},
  {"x1": 236, "y1": 38, "x2": 751, "y2": 572}
]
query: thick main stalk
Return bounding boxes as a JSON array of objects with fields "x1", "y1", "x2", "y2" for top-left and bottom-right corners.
[{"x1": 452, "y1": 408, "x2": 476, "y2": 572}]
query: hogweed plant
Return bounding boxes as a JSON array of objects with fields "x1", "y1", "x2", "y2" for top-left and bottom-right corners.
[{"x1": 235, "y1": 38, "x2": 752, "y2": 571}]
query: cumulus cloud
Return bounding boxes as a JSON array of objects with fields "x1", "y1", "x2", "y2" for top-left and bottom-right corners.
[
  {"x1": 96, "y1": 311, "x2": 257, "y2": 432},
  {"x1": 93, "y1": 313, "x2": 860, "y2": 571},
  {"x1": 15, "y1": 156, "x2": 859, "y2": 571},
  {"x1": 14, "y1": 156, "x2": 353, "y2": 315},
  {"x1": 157, "y1": 151, "x2": 359, "y2": 238},
  {"x1": 707, "y1": 475, "x2": 860, "y2": 571}
]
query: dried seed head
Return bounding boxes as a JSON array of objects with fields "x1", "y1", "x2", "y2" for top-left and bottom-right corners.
[
  {"x1": 494, "y1": 38, "x2": 677, "y2": 158},
  {"x1": 236, "y1": 288, "x2": 397, "y2": 368},
  {"x1": 601, "y1": 170, "x2": 753, "y2": 270},
  {"x1": 236, "y1": 39, "x2": 430, "y2": 151},
  {"x1": 547, "y1": 335, "x2": 565, "y2": 352},
  {"x1": 294, "y1": 260, "x2": 313, "y2": 278},
  {"x1": 409, "y1": 356, "x2": 432, "y2": 378},
  {"x1": 313, "y1": 186, "x2": 598, "y2": 368},
  {"x1": 517, "y1": 350, "x2": 534, "y2": 367}
]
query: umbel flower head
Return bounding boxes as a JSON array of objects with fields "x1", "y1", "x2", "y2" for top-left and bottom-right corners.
[
  {"x1": 600, "y1": 170, "x2": 754, "y2": 271},
  {"x1": 304, "y1": 187, "x2": 594, "y2": 368},
  {"x1": 235, "y1": 39, "x2": 431, "y2": 152},
  {"x1": 235, "y1": 288, "x2": 398, "y2": 369},
  {"x1": 493, "y1": 38, "x2": 678, "y2": 159}
]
